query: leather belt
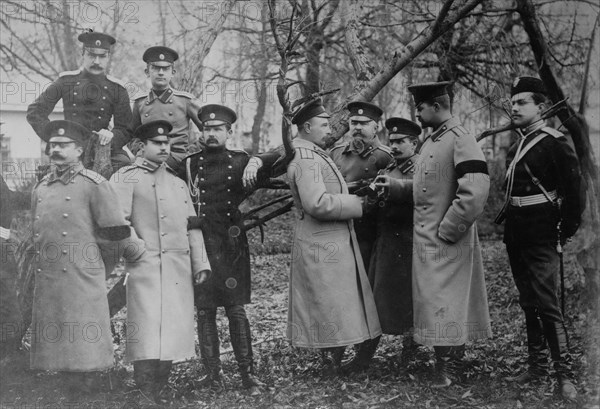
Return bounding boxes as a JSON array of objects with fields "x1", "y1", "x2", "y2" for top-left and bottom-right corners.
[{"x1": 509, "y1": 190, "x2": 557, "y2": 207}]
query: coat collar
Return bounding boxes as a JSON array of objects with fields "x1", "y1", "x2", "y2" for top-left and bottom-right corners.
[
  {"x1": 294, "y1": 137, "x2": 328, "y2": 155},
  {"x1": 134, "y1": 156, "x2": 167, "y2": 172},
  {"x1": 148, "y1": 87, "x2": 173, "y2": 103},
  {"x1": 390, "y1": 154, "x2": 418, "y2": 173},
  {"x1": 429, "y1": 117, "x2": 460, "y2": 142},
  {"x1": 46, "y1": 162, "x2": 85, "y2": 185}
]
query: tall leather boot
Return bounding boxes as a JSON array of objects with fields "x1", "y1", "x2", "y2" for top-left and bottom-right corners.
[
  {"x1": 197, "y1": 309, "x2": 223, "y2": 388},
  {"x1": 341, "y1": 336, "x2": 381, "y2": 373},
  {"x1": 154, "y1": 360, "x2": 173, "y2": 404},
  {"x1": 133, "y1": 360, "x2": 158, "y2": 398},
  {"x1": 230, "y1": 316, "x2": 263, "y2": 394},
  {"x1": 544, "y1": 321, "x2": 577, "y2": 401},
  {"x1": 432, "y1": 345, "x2": 464, "y2": 388},
  {"x1": 399, "y1": 331, "x2": 418, "y2": 368},
  {"x1": 506, "y1": 311, "x2": 548, "y2": 382},
  {"x1": 321, "y1": 346, "x2": 345, "y2": 376}
]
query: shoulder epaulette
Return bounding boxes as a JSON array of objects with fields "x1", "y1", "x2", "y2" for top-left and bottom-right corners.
[
  {"x1": 228, "y1": 148, "x2": 250, "y2": 156},
  {"x1": 453, "y1": 125, "x2": 470, "y2": 137},
  {"x1": 106, "y1": 75, "x2": 126, "y2": 88},
  {"x1": 375, "y1": 144, "x2": 393, "y2": 156},
  {"x1": 116, "y1": 164, "x2": 138, "y2": 174},
  {"x1": 133, "y1": 92, "x2": 147, "y2": 101},
  {"x1": 295, "y1": 147, "x2": 315, "y2": 159},
  {"x1": 58, "y1": 69, "x2": 81, "y2": 78},
  {"x1": 541, "y1": 126, "x2": 564, "y2": 138},
  {"x1": 171, "y1": 89, "x2": 195, "y2": 99},
  {"x1": 80, "y1": 169, "x2": 106, "y2": 184},
  {"x1": 183, "y1": 149, "x2": 204, "y2": 161}
]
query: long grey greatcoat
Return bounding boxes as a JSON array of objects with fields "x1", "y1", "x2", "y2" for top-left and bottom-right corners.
[
  {"x1": 412, "y1": 117, "x2": 492, "y2": 346},
  {"x1": 286, "y1": 138, "x2": 381, "y2": 348},
  {"x1": 30, "y1": 164, "x2": 130, "y2": 371},
  {"x1": 368, "y1": 155, "x2": 417, "y2": 334},
  {"x1": 110, "y1": 158, "x2": 210, "y2": 362}
]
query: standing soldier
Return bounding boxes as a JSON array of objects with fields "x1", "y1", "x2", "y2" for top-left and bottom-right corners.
[
  {"x1": 30, "y1": 120, "x2": 143, "y2": 393},
  {"x1": 27, "y1": 31, "x2": 133, "y2": 172},
  {"x1": 502, "y1": 77, "x2": 582, "y2": 401},
  {"x1": 129, "y1": 46, "x2": 204, "y2": 169},
  {"x1": 180, "y1": 104, "x2": 279, "y2": 395},
  {"x1": 286, "y1": 99, "x2": 381, "y2": 374},
  {"x1": 407, "y1": 82, "x2": 492, "y2": 387},
  {"x1": 366, "y1": 118, "x2": 421, "y2": 368},
  {"x1": 110, "y1": 120, "x2": 211, "y2": 403},
  {"x1": 329, "y1": 102, "x2": 392, "y2": 370}
]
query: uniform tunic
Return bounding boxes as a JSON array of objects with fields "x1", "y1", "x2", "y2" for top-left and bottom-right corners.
[
  {"x1": 130, "y1": 88, "x2": 203, "y2": 168},
  {"x1": 110, "y1": 158, "x2": 210, "y2": 362},
  {"x1": 412, "y1": 117, "x2": 492, "y2": 346},
  {"x1": 179, "y1": 147, "x2": 278, "y2": 308},
  {"x1": 287, "y1": 138, "x2": 381, "y2": 348},
  {"x1": 368, "y1": 155, "x2": 417, "y2": 334},
  {"x1": 329, "y1": 138, "x2": 393, "y2": 269},
  {"x1": 27, "y1": 69, "x2": 132, "y2": 158},
  {"x1": 30, "y1": 164, "x2": 130, "y2": 371}
]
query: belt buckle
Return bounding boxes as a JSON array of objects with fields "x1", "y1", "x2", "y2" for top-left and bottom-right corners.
[{"x1": 511, "y1": 196, "x2": 521, "y2": 207}]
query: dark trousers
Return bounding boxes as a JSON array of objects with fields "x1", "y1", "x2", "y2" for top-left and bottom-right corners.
[
  {"x1": 507, "y1": 242, "x2": 573, "y2": 378},
  {"x1": 197, "y1": 304, "x2": 254, "y2": 373}
]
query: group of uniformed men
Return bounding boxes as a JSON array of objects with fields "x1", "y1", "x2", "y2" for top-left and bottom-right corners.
[{"x1": 1, "y1": 30, "x2": 583, "y2": 403}]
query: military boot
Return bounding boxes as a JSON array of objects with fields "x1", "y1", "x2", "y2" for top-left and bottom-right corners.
[
  {"x1": 322, "y1": 347, "x2": 345, "y2": 377},
  {"x1": 545, "y1": 321, "x2": 577, "y2": 401},
  {"x1": 230, "y1": 317, "x2": 264, "y2": 394},
  {"x1": 506, "y1": 313, "x2": 549, "y2": 383},
  {"x1": 399, "y1": 333, "x2": 419, "y2": 368},
  {"x1": 341, "y1": 336, "x2": 381, "y2": 374},
  {"x1": 197, "y1": 311, "x2": 223, "y2": 388},
  {"x1": 154, "y1": 360, "x2": 173, "y2": 404},
  {"x1": 133, "y1": 360, "x2": 158, "y2": 398},
  {"x1": 432, "y1": 345, "x2": 464, "y2": 388}
]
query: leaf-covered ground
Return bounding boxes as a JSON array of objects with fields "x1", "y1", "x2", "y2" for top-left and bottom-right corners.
[{"x1": 1, "y1": 212, "x2": 598, "y2": 408}]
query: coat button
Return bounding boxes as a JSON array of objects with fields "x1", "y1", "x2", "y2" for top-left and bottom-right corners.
[
  {"x1": 201, "y1": 213, "x2": 206, "y2": 217},
  {"x1": 161, "y1": 232, "x2": 166, "y2": 236},
  {"x1": 169, "y1": 112, "x2": 173, "y2": 116},
  {"x1": 200, "y1": 157, "x2": 204, "y2": 160},
  {"x1": 152, "y1": 183, "x2": 156, "y2": 187},
  {"x1": 62, "y1": 232, "x2": 67, "y2": 236},
  {"x1": 63, "y1": 213, "x2": 69, "y2": 218},
  {"x1": 227, "y1": 201, "x2": 231, "y2": 205},
  {"x1": 228, "y1": 165, "x2": 232, "y2": 169},
  {"x1": 227, "y1": 176, "x2": 232, "y2": 180},
  {"x1": 430, "y1": 154, "x2": 433, "y2": 158},
  {"x1": 63, "y1": 268, "x2": 67, "y2": 272},
  {"x1": 102, "y1": 96, "x2": 106, "y2": 100},
  {"x1": 34, "y1": 233, "x2": 40, "y2": 237},
  {"x1": 162, "y1": 250, "x2": 166, "y2": 253},
  {"x1": 100, "y1": 108, "x2": 104, "y2": 111},
  {"x1": 422, "y1": 188, "x2": 426, "y2": 192},
  {"x1": 227, "y1": 189, "x2": 231, "y2": 193},
  {"x1": 37, "y1": 268, "x2": 41, "y2": 272},
  {"x1": 424, "y1": 171, "x2": 428, "y2": 175},
  {"x1": 201, "y1": 202, "x2": 206, "y2": 206},
  {"x1": 144, "y1": 113, "x2": 149, "y2": 117},
  {"x1": 227, "y1": 213, "x2": 231, "y2": 216},
  {"x1": 200, "y1": 178, "x2": 205, "y2": 181},
  {"x1": 62, "y1": 250, "x2": 68, "y2": 254},
  {"x1": 65, "y1": 196, "x2": 71, "y2": 201},
  {"x1": 201, "y1": 190, "x2": 206, "y2": 194},
  {"x1": 161, "y1": 215, "x2": 165, "y2": 219},
  {"x1": 73, "y1": 92, "x2": 77, "y2": 95},
  {"x1": 421, "y1": 223, "x2": 424, "y2": 227},
  {"x1": 199, "y1": 167, "x2": 203, "y2": 170},
  {"x1": 38, "y1": 198, "x2": 42, "y2": 202},
  {"x1": 35, "y1": 216, "x2": 40, "y2": 220}
]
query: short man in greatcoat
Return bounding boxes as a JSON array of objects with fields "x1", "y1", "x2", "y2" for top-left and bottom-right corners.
[
  {"x1": 329, "y1": 101, "x2": 392, "y2": 368},
  {"x1": 110, "y1": 120, "x2": 211, "y2": 403},
  {"x1": 30, "y1": 120, "x2": 143, "y2": 393},
  {"x1": 179, "y1": 104, "x2": 279, "y2": 394},
  {"x1": 286, "y1": 99, "x2": 381, "y2": 375},
  {"x1": 407, "y1": 82, "x2": 492, "y2": 387},
  {"x1": 27, "y1": 32, "x2": 133, "y2": 171},
  {"x1": 502, "y1": 76, "x2": 583, "y2": 401}
]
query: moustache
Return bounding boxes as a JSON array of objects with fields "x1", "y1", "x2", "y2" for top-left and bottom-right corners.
[
  {"x1": 206, "y1": 138, "x2": 218, "y2": 143},
  {"x1": 50, "y1": 153, "x2": 66, "y2": 160}
]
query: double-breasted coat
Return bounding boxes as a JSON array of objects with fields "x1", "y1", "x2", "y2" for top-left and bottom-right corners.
[
  {"x1": 30, "y1": 164, "x2": 133, "y2": 371},
  {"x1": 110, "y1": 158, "x2": 211, "y2": 362},
  {"x1": 179, "y1": 147, "x2": 278, "y2": 308},
  {"x1": 286, "y1": 138, "x2": 381, "y2": 348},
  {"x1": 27, "y1": 69, "x2": 132, "y2": 159},
  {"x1": 412, "y1": 117, "x2": 492, "y2": 346},
  {"x1": 329, "y1": 138, "x2": 393, "y2": 271},
  {"x1": 368, "y1": 155, "x2": 417, "y2": 335},
  {"x1": 130, "y1": 88, "x2": 203, "y2": 168}
]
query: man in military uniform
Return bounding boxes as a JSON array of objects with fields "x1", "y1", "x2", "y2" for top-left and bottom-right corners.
[
  {"x1": 129, "y1": 46, "x2": 204, "y2": 169},
  {"x1": 502, "y1": 77, "x2": 582, "y2": 401},
  {"x1": 361, "y1": 118, "x2": 421, "y2": 369},
  {"x1": 30, "y1": 120, "x2": 143, "y2": 393},
  {"x1": 329, "y1": 102, "x2": 391, "y2": 371},
  {"x1": 408, "y1": 82, "x2": 491, "y2": 387},
  {"x1": 286, "y1": 99, "x2": 381, "y2": 375},
  {"x1": 180, "y1": 104, "x2": 279, "y2": 395},
  {"x1": 27, "y1": 31, "x2": 132, "y2": 172},
  {"x1": 110, "y1": 120, "x2": 211, "y2": 403}
]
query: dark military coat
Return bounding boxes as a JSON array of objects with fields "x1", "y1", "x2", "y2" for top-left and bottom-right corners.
[
  {"x1": 368, "y1": 155, "x2": 417, "y2": 334},
  {"x1": 329, "y1": 137, "x2": 393, "y2": 269},
  {"x1": 27, "y1": 68, "x2": 132, "y2": 155},
  {"x1": 504, "y1": 123, "x2": 583, "y2": 245},
  {"x1": 179, "y1": 147, "x2": 277, "y2": 308},
  {"x1": 130, "y1": 88, "x2": 203, "y2": 168}
]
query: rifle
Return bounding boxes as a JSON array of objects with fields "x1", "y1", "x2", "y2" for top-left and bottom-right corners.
[{"x1": 476, "y1": 98, "x2": 569, "y2": 142}]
